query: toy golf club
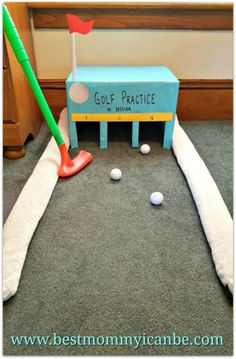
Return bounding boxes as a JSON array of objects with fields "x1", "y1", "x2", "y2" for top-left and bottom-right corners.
[{"x1": 3, "y1": 4, "x2": 93, "y2": 177}]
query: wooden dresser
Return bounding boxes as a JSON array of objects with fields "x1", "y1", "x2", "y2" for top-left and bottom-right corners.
[{"x1": 3, "y1": 2, "x2": 42, "y2": 159}]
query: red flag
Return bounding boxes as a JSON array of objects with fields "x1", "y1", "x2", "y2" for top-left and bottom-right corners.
[{"x1": 66, "y1": 14, "x2": 94, "y2": 35}]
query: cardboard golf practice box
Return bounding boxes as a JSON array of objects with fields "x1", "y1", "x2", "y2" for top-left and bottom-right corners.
[{"x1": 66, "y1": 65, "x2": 179, "y2": 149}]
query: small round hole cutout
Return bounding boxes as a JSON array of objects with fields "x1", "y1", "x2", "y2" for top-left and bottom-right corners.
[{"x1": 69, "y1": 83, "x2": 89, "y2": 104}]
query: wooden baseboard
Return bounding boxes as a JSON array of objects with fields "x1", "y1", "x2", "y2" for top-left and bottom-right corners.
[
  {"x1": 178, "y1": 79, "x2": 233, "y2": 121},
  {"x1": 39, "y1": 79, "x2": 233, "y2": 121}
]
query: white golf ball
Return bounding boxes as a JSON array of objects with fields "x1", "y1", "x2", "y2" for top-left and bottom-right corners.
[
  {"x1": 150, "y1": 192, "x2": 164, "y2": 206},
  {"x1": 110, "y1": 168, "x2": 122, "y2": 181},
  {"x1": 140, "y1": 144, "x2": 150, "y2": 155}
]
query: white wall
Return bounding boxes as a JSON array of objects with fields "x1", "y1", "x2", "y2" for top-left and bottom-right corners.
[{"x1": 31, "y1": 18, "x2": 233, "y2": 79}]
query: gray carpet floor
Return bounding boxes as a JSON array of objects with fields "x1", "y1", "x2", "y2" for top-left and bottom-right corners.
[{"x1": 3, "y1": 120, "x2": 233, "y2": 355}]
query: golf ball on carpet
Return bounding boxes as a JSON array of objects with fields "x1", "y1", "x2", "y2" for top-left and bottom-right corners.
[
  {"x1": 110, "y1": 168, "x2": 122, "y2": 181},
  {"x1": 150, "y1": 192, "x2": 164, "y2": 206},
  {"x1": 140, "y1": 144, "x2": 150, "y2": 155}
]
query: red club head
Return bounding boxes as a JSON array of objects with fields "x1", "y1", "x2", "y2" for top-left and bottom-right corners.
[{"x1": 58, "y1": 144, "x2": 93, "y2": 177}]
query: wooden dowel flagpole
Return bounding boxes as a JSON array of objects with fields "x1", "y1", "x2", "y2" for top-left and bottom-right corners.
[
  {"x1": 67, "y1": 14, "x2": 94, "y2": 80},
  {"x1": 71, "y1": 32, "x2": 77, "y2": 80}
]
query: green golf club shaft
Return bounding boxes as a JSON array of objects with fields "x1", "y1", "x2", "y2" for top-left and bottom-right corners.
[{"x1": 3, "y1": 4, "x2": 64, "y2": 146}]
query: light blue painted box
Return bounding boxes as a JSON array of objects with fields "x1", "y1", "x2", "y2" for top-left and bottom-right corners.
[{"x1": 66, "y1": 66, "x2": 179, "y2": 149}]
